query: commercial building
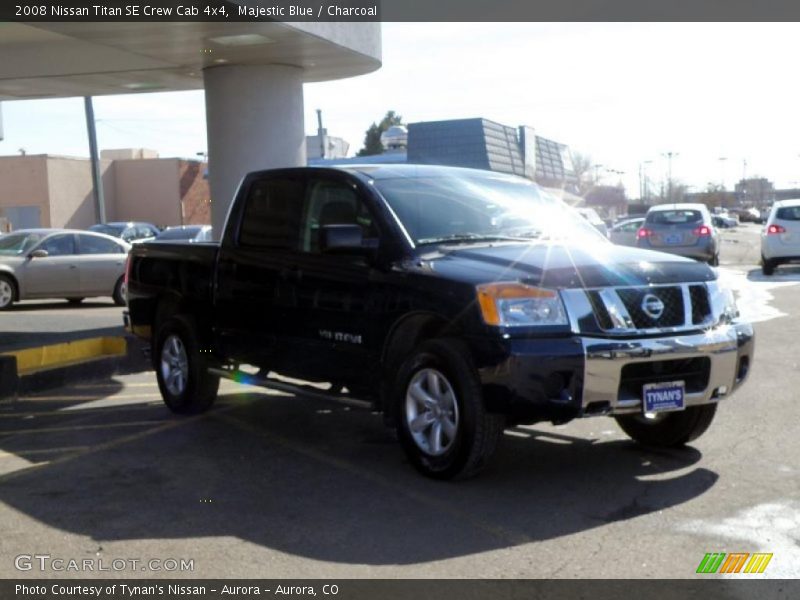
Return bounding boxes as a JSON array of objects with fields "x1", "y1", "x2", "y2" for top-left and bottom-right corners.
[{"x1": 0, "y1": 149, "x2": 209, "y2": 230}]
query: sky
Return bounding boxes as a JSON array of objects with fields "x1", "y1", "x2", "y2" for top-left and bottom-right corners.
[{"x1": 2, "y1": 22, "x2": 800, "y2": 197}]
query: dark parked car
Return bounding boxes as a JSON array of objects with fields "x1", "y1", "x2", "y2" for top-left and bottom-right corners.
[
  {"x1": 153, "y1": 225, "x2": 212, "y2": 243},
  {"x1": 125, "y1": 166, "x2": 752, "y2": 479},
  {"x1": 89, "y1": 222, "x2": 160, "y2": 244}
]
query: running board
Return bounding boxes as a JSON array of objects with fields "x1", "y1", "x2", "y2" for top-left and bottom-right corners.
[{"x1": 207, "y1": 367, "x2": 374, "y2": 410}]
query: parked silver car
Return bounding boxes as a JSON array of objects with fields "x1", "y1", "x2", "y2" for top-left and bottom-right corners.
[
  {"x1": 636, "y1": 203, "x2": 720, "y2": 265},
  {"x1": 0, "y1": 229, "x2": 131, "y2": 310},
  {"x1": 153, "y1": 225, "x2": 212, "y2": 243}
]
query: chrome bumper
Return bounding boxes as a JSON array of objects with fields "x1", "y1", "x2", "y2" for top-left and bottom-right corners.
[{"x1": 580, "y1": 322, "x2": 754, "y2": 415}]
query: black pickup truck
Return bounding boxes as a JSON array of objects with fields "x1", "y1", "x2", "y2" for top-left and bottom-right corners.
[{"x1": 125, "y1": 165, "x2": 754, "y2": 479}]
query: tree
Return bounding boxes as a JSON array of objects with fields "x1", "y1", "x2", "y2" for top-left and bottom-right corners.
[
  {"x1": 571, "y1": 151, "x2": 595, "y2": 194},
  {"x1": 356, "y1": 110, "x2": 403, "y2": 156}
]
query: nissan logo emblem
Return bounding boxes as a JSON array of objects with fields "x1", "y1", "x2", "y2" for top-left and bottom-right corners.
[{"x1": 641, "y1": 294, "x2": 665, "y2": 320}]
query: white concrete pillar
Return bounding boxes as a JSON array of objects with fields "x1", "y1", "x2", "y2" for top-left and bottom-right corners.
[{"x1": 203, "y1": 65, "x2": 306, "y2": 237}]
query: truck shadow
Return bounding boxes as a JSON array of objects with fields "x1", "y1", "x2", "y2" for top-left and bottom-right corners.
[{"x1": 0, "y1": 388, "x2": 717, "y2": 567}]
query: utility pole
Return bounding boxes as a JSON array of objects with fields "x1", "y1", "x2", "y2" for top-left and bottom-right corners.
[
  {"x1": 84, "y1": 96, "x2": 106, "y2": 224},
  {"x1": 718, "y1": 157, "x2": 727, "y2": 189},
  {"x1": 662, "y1": 151, "x2": 678, "y2": 204}
]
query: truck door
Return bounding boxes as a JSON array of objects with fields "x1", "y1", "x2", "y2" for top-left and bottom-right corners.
[
  {"x1": 282, "y1": 175, "x2": 379, "y2": 384},
  {"x1": 214, "y1": 174, "x2": 306, "y2": 367}
]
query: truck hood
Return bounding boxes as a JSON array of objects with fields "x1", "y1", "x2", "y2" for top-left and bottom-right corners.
[{"x1": 421, "y1": 241, "x2": 716, "y2": 288}]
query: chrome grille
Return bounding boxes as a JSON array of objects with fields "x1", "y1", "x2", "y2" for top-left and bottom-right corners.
[{"x1": 581, "y1": 283, "x2": 712, "y2": 334}]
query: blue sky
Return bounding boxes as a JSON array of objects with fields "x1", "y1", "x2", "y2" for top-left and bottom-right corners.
[{"x1": 2, "y1": 23, "x2": 800, "y2": 195}]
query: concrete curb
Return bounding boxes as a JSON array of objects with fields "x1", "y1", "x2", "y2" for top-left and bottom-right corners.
[{"x1": 3, "y1": 336, "x2": 150, "y2": 397}]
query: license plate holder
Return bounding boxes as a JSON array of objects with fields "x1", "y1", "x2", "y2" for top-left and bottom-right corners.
[
  {"x1": 664, "y1": 233, "x2": 682, "y2": 245},
  {"x1": 642, "y1": 381, "x2": 686, "y2": 413}
]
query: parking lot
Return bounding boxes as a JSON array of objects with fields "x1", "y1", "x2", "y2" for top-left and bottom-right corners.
[{"x1": 1, "y1": 223, "x2": 798, "y2": 579}]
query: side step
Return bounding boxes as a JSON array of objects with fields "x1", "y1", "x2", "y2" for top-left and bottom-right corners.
[{"x1": 207, "y1": 367, "x2": 375, "y2": 410}]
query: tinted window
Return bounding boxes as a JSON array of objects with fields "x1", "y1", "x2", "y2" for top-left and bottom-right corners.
[
  {"x1": 775, "y1": 206, "x2": 800, "y2": 221},
  {"x1": 647, "y1": 210, "x2": 703, "y2": 225},
  {"x1": 239, "y1": 178, "x2": 305, "y2": 249},
  {"x1": 40, "y1": 234, "x2": 76, "y2": 256},
  {"x1": 79, "y1": 234, "x2": 122, "y2": 254},
  {"x1": 302, "y1": 180, "x2": 377, "y2": 253}
]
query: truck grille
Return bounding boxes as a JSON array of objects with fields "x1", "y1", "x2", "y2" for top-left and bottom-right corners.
[{"x1": 586, "y1": 283, "x2": 712, "y2": 334}]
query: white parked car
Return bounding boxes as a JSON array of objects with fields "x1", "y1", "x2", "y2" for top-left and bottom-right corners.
[{"x1": 760, "y1": 199, "x2": 800, "y2": 275}]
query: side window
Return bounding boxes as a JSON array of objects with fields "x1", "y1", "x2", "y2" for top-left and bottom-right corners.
[
  {"x1": 239, "y1": 177, "x2": 305, "y2": 249},
  {"x1": 302, "y1": 180, "x2": 377, "y2": 253},
  {"x1": 121, "y1": 228, "x2": 136, "y2": 242},
  {"x1": 622, "y1": 221, "x2": 641, "y2": 232},
  {"x1": 40, "y1": 234, "x2": 76, "y2": 256},
  {"x1": 79, "y1": 234, "x2": 122, "y2": 255}
]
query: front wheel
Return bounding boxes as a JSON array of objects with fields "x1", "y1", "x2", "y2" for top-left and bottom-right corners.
[
  {"x1": 395, "y1": 339, "x2": 504, "y2": 480},
  {"x1": 0, "y1": 275, "x2": 16, "y2": 310},
  {"x1": 112, "y1": 277, "x2": 126, "y2": 306},
  {"x1": 614, "y1": 404, "x2": 717, "y2": 448},
  {"x1": 154, "y1": 316, "x2": 219, "y2": 414}
]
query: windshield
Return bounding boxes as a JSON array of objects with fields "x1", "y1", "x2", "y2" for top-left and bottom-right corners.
[
  {"x1": 372, "y1": 173, "x2": 605, "y2": 245},
  {"x1": 89, "y1": 224, "x2": 125, "y2": 237},
  {"x1": 0, "y1": 232, "x2": 45, "y2": 255},
  {"x1": 156, "y1": 227, "x2": 201, "y2": 240}
]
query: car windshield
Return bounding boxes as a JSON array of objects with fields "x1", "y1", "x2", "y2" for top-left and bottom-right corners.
[
  {"x1": 372, "y1": 173, "x2": 604, "y2": 245},
  {"x1": 89, "y1": 224, "x2": 126, "y2": 237},
  {"x1": 0, "y1": 232, "x2": 45, "y2": 255},
  {"x1": 156, "y1": 227, "x2": 201, "y2": 240}
]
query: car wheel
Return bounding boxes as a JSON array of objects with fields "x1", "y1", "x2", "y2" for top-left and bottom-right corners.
[
  {"x1": 0, "y1": 275, "x2": 16, "y2": 311},
  {"x1": 761, "y1": 256, "x2": 775, "y2": 276},
  {"x1": 66, "y1": 297, "x2": 85, "y2": 305},
  {"x1": 154, "y1": 315, "x2": 219, "y2": 414},
  {"x1": 112, "y1": 277, "x2": 126, "y2": 306},
  {"x1": 614, "y1": 404, "x2": 717, "y2": 447},
  {"x1": 394, "y1": 338, "x2": 505, "y2": 480},
  {"x1": 708, "y1": 254, "x2": 720, "y2": 267}
]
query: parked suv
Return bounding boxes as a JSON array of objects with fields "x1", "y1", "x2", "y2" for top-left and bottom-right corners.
[
  {"x1": 637, "y1": 203, "x2": 719, "y2": 265},
  {"x1": 761, "y1": 199, "x2": 800, "y2": 275}
]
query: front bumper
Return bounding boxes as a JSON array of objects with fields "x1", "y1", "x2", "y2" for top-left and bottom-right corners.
[{"x1": 476, "y1": 322, "x2": 754, "y2": 421}]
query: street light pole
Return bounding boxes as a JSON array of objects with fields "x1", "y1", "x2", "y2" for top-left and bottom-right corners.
[{"x1": 662, "y1": 152, "x2": 678, "y2": 203}]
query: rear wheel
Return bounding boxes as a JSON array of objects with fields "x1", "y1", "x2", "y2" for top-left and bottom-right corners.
[
  {"x1": 395, "y1": 339, "x2": 505, "y2": 480},
  {"x1": 66, "y1": 297, "x2": 84, "y2": 305},
  {"x1": 112, "y1": 277, "x2": 126, "y2": 306},
  {"x1": 761, "y1": 256, "x2": 776, "y2": 276},
  {"x1": 614, "y1": 404, "x2": 717, "y2": 447},
  {"x1": 0, "y1": 275, "x2": 16, "y2": 310},
  {"x1": 155, "y1": 315, "x2": 219, "y2": 414},
  {"x1": 708, "y1": 253, "x2": 720, "y2": 267}
]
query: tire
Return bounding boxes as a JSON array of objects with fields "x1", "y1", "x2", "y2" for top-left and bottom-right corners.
[
  {"x1": 761, "y1": 256, "x2": 775, "y2": 276},
  {"x1": 112, "y1": 277, "x2": 126, "y2": 306},
  {"x1": 394, "y1": 338, "x2": 505, "y2": 480},
  {"x1": 614, "y1": 403, "x2": 717, "y2": 448},
  {"x1": 154, "y1": 315, "x2": 219, "y2": 414},
  {"x1": 708, "y1": 253, "x2": 719, "y2": 267},
  {"x1": 66, "y1": 297, "x2": 84, "y2": 304},
  {"x1": 0, "y1": 274, "x2": 16, "y2": 310}
]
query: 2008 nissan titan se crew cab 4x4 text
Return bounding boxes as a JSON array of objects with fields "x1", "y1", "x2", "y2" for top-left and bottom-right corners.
[{"x1": 124, "y1": 165, "x2": 754, "y2": 479}]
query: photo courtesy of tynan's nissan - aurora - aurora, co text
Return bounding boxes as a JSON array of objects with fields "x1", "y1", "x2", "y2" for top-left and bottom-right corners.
[{"x1": 124, "y1": 165, "x2": 754, "y2": 479}]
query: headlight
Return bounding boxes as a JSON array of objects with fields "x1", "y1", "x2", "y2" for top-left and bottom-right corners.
[
  {"x1": 708, "y1": 282, "x2": 739, "y2": 324},
  {"x1": 477, "y1": 283, "x2": 568, "y2": 327}
]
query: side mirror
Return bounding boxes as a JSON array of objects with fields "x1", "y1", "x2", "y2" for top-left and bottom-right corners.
[
  {"x1": 29, "y1": 249, "x2": 49, "y2": 259},
  {"x1": 320, "y1": 224, "x2": 373, "y2": 256}
]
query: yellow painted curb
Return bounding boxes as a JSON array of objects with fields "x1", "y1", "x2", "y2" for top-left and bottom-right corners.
[{"x1": 2, "y1": 337, "x2": 127, "y2": 376}]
